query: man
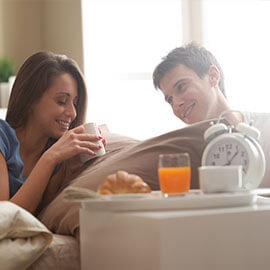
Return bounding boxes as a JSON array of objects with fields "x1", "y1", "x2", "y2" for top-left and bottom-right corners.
[{"x1": 153, "y1": 42, "x2": 241, "y2": 125}]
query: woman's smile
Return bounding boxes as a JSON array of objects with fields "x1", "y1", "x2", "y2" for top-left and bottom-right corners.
[{"x1": 56, "y1": 120, "x2": 71, "y2": 130}]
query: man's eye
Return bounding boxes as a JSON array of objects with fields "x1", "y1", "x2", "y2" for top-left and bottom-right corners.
[
  {"x1": 167, "y1": 96, "x2": 173, "y2": 104},
  {"x1": 177, "y1": 82, "x2": 187, "y2": 94},
  {"x1": 177, "y1": 84, "x2": 184, "y2": 93}
]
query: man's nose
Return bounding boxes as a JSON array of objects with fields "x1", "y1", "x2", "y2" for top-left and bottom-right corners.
[{"x1": 172, "y1": 98, "x2": 184, "y2": 111}]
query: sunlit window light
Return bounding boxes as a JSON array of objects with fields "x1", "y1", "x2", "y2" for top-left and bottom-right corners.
[
  {"x1": 82, "y1": 0, "x2": 184, "y2": 139},
  {"x1": 202, "y1": 0, "x2": 270, "y2": 113}
]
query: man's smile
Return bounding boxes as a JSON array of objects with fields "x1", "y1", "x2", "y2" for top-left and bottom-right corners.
[{"x1": 180, "y1": 101, "x2": 196, "y2": 121}]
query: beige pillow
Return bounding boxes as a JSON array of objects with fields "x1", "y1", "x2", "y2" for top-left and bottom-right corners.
[{"x1": 38, "y1": 120, "x2": 211, "y2": 236}]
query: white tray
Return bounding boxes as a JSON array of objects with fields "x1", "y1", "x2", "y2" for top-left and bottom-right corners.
[{"x1": 81, "y1": 190, "x2": 256, "y2": 212}]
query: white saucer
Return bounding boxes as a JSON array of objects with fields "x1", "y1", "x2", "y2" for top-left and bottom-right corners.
[
  {"x1": 81, "y1": 190, "x2": 256, "y2": 212},
  {"x1": 105, "y1": 193, "x2": 152, "y2": 200}
]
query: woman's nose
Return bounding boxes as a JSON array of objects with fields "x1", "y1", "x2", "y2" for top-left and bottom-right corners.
[{"x1": 66, "y1": 103, "x2": 77, "y2": 120}]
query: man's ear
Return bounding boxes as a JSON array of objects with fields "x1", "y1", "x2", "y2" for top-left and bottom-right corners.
[{"x1": 208, "y1": 65, "x2": 220, "y2": 87}]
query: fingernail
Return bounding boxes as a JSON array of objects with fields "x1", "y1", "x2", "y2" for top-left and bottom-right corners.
[{"x1": 98, "y1": 136, "x2": 102, "y2": 139}]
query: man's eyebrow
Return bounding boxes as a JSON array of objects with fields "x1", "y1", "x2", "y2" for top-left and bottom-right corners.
[{"x1": 173, "y1": 79, "x2": 188, "y2": 88}]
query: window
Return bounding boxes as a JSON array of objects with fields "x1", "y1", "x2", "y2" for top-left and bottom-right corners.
[
  {"x1": 82, "y1": 0, "x2": 270, "y2": 139},
  {"x1": 202, "y1": 0, "x2": 270, "y2": 113},
  {"x1": 82, "y1": 0, "x2": 183, "y2": 139}
]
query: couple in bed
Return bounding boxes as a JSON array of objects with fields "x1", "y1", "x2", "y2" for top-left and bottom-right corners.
[{"x1": 0, "y1": 43, "x2": 237, "y2": 215}]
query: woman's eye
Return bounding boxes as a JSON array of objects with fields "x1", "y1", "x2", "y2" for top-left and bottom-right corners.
[
  {"x1": 73, "y1": 97, "x2": 78, "y2": 108},
  {"x1": 57, "y1": 100, "x2": 66, "y2": 105}
]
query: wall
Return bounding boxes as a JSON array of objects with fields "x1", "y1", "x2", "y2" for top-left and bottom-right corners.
[
  {"x1": 0, "y1": 0, "x2": 4, "y2": 56},
  {"x1": 41, "y1": 0, "x2": 83, "y2": 71},
  {"x1": 0, "y1": 0, "x2": 83, "y2": 73},
  {"x1": 0, "y1": 0, "x2": 42, "y2": 72}
]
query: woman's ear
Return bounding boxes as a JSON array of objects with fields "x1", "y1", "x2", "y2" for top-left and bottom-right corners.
[{"x1": 208, "y1": 65, "x2": 220, "y2": 87}]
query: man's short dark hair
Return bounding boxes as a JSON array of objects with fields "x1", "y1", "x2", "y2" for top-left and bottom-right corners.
[{"x1": 153, "y1": 42, "x2": 226, "y2": 97}]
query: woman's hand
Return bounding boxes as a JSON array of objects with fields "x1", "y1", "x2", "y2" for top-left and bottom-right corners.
[
  {"x1": 45, "y1": 125, "x2": 102, "y2": 164},
  {"x1": 67, "y1": 127, "x2": 107, "y2": 175},
  {"x1": 63, "y1": 127, "x2": 107, "y2": 175},
  {"x1": 99, "y1": 127, "x2": 106, "y2": 148}
]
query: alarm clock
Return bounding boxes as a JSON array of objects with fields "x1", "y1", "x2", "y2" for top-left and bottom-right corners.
[{"x1": 201, "y1": 110, "x2": 265, "y2": 190}]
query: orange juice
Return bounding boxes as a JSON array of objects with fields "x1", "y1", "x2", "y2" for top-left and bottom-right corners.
[{"x1": 158, "y1": 167, "x2": 191, "y2": 194}]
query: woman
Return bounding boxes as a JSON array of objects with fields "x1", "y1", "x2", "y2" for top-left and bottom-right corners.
[{"x1": 0, "y1": 51, "x2": 103, "y2": 214}]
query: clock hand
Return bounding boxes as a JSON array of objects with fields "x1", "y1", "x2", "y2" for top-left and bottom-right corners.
[
  {"x1": 226, "y1": 149, "x2": 229, "y2": 164},
  {"x1": 225, "y1": 150, "x2": 239, "y2": 165}
]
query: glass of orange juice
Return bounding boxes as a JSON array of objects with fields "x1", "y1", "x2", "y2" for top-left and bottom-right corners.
[{"x1": 158, "y1": 153, "x2": 191, "y2": 195}]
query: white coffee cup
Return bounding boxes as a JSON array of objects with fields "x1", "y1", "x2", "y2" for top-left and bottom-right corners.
[
  {"x1": 80, "y1": 122, "x2": 106, "y2": 163},
  {"x1": 199, "y1": 165, "x2": 242, "y2": 193}
]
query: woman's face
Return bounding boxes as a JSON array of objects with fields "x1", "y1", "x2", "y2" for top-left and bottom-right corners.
[
  {"x1": 160, "y1": 64, "x2": 218, "y2": 124},
  {"x1": 29, "y1": 72, "x2": 78, "y2": 139}
]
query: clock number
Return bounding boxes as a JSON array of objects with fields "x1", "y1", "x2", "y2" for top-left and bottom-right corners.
[
  {"x1": 218, "y1": 146, "x2": 225, "y2": 152},
  {"x1": 205, "y1": 139, "x2": 249, "y2": 175},
  {"x1": 225, "y1": 144, "x2": 232, "y2": 150}
]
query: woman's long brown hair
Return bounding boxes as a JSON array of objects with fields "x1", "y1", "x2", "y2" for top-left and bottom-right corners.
[{"x1": 6, "y1": 51, "x2": 87, "y2": 129}]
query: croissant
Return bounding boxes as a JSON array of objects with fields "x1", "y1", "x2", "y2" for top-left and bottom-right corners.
[{"x1": 97, "y1": 170, "x2": 151, "y2": 195}]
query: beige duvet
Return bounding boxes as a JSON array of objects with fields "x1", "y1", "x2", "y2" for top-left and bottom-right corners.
[{"x1": 0, "y1": 201, "x2": 52, "y2": 270}]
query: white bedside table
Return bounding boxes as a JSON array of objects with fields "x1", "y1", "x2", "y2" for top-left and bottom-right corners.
[{"x1": 80, "y1": 197, "x2": 270, "y2": 270}]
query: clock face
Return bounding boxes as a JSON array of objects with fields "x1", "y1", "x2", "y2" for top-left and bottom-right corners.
[{"x1": 205, "y1": 138, "x2": 249, "y2": 174}]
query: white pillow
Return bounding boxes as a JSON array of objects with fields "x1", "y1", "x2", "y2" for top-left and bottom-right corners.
[{"x1": 244, "y1": 111, "x2": 270, "y2": 188}]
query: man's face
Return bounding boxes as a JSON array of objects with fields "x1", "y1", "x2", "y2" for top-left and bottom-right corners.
[{"x1": 159, "y1": 64, "x2": 217, "y2": 124}]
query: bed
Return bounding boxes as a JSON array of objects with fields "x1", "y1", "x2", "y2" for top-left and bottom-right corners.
[
  {"x1": 31, "y1": 119, "x2": 211, "y2": 269},
  {"x1": 4, "y1": 113, "x2": 268, "y2": 269}
]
